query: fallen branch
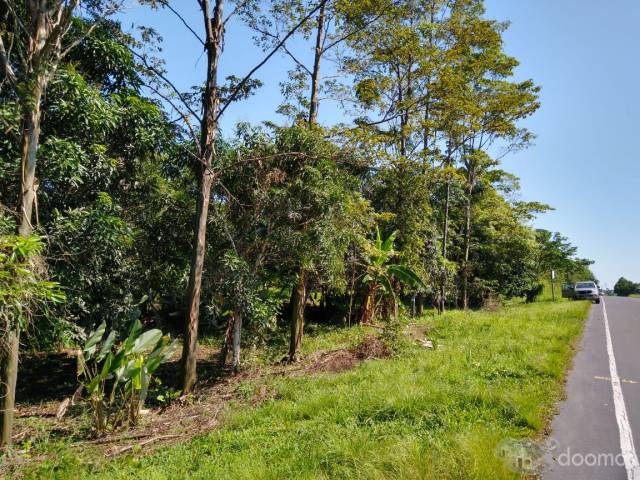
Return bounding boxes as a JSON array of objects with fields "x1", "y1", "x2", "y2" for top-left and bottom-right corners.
[
  {"x1": 361, "y1": 322, "x2": 386, "y2": 330},
  {"x1": 80, "y1": 431, "x2": 153, "y2": 446},
  {"x1": 105, "y1": 434, "x2": 181, "y2": 457}
]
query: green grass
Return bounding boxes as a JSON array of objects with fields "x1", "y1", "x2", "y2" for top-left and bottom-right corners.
[{"x1": 20, "y1": 301, "x2": 590, "y2": 480}]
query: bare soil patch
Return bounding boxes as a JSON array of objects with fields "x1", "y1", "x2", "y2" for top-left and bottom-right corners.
[
  {"x1": 304, "y1": 335, "x2": 390, "y2": 374},
  {"x1": 5, "y1": 335, "x2": 390, "y2": 476}
]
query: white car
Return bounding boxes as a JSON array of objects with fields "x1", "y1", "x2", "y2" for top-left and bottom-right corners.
[{"x1": 573, "y1": 281, "x2": 601, "y2": 304}]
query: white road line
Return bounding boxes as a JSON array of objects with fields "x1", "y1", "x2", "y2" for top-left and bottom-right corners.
[{"x1": 603, "y1": 298, "x2": 640, "y2": 479}]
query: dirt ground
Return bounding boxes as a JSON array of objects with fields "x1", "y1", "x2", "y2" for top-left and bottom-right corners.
[{"x1": 5, "y1": 335, "x2": 391, "y2": 474}]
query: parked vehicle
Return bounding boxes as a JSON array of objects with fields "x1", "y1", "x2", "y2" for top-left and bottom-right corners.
[
  {"x1": 561, "y1": 283, "x2": 574, "y2": 299},
  {"x1": 573, "y1": 281, "x2": 601, "y2": 304}
]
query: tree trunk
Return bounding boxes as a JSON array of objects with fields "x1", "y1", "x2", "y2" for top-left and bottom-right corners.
[
  {"x1": 462, "y1": 177, "x2": 473, "y2": 310},
  {"x1": 3, "y1": 77, "x2": 45, "y2": 451},
  {"x1": 181, "y1": 170, "x2": 214, "y2": 391},
  {"x1": 18, "y1": 82, "x2": 44, "y2": 236},
  {"x1": 0, "y1": 325, "x2": 19, "y2": 449},
  {"x1": 219, "y1": 313, "x2": 235, "y2": 367},
  {"x1": 359, "y1": 284, "x2": 376, "y2": 324},
  {"x1": 287, "y1": 0, "x2": 326, "y2": 362},
  {"x1": 232, "y1": 310, "x2": 242, "y2": 371},
  {"x1": 1, "y1": 0, "x2": 80, "y2": 450},
  {"x1": 181, "y1": 0, "x2": 224, "y2": 393},
  {"x1": 440, "y1": 140, "x2": 453, "y2": 313},
  {"x1": 440, "y1": 174, "x2": 451, "y2": 313},
  {"x1": 307, "y1": 0, "x2": 326, "y2": 125},
  {"x1": 288, "y1": 269, "x2": 306, "y2": 362},
  {"x1": 392, "y1": 297, "x2": 399, "y2": 321}
]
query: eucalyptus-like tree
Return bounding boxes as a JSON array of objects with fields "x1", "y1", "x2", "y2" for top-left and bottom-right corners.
[
  {"x1": 138, "y1": 0, "x2": 325, "y2": 389},
  {"x1": 0, "y1": 0, "x2": 123, "y2": 448}
]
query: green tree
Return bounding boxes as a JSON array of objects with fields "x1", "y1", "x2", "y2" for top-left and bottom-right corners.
[
  {"x1": 0, "y1": 232, "x2": 64, "y2": 447},
  {"x1": 0, "y1": 0, "x2": 123, "y2": 448},
  {"x1": 212, "y1": 124, "x2": 368, "y2": 363},
  {"x1": 140, "y1": 0, "x2": 324, "y2": 390},
  {"x1": 614, "y1": 277, "x2": 638, "y2": 297},
  {"x1": 1, "y1": 18, "x2": 190, "y2": 342},
  {"x1": 359, "y1": 227, "x2": 427, "y2": 324}
]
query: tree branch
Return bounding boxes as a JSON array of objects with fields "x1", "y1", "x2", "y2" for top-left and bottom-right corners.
[
  {"x1": 158, "y1": 0, "x2": 205, "y2": 46},
  {"x1": 128, "y1": 46, "x2": 203, "y2": 122},
  {"x1": 140, "y1": 82, "x2": 200, "y2": 147},
  {"x1": 223, "y1": 0, "x2": 253, "y2": 26},
  {"x1": 216, "y1": 2, "x2": 323, "y2": 121},
  {"x1": 0, "y1": 34, "x2": 17, "y2": 86}
]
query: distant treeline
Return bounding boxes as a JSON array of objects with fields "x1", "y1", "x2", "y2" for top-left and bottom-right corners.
[{"x1": 614, "y1": 278, "x2": 640, "y2": 296}]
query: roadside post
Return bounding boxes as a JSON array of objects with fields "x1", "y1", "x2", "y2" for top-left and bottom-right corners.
[{"x1": 551, "y1": 270, "x2": 556, "y2": 301}]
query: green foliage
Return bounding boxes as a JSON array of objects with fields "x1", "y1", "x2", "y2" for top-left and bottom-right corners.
[
  {"x1": 0, "y1": 18, "x2": 192, "y2": 345},
  {"x1": 148, "y1": 379, "x2": 182, "y2": 408},
  {"x1": 77, "y1": 318, "x2": 178, "y2": 433},
  {"x1": 463, "y1": 189, "x2": 539, "y2": 303},
  {"x1": 46, "y1": 193, "x2": 137, "y2": 334},
  {"x1": 360, "y1": 227, "x2": 428, "y2": 321},
  {"x1": 208, "y1": 124, "x2": 372, "y2": 334},
  {"x1": 0, "y1": 234, "x2": 64, "y2": 333},
  {"x1": 614, "y1": 277, "x2": 639, "y2": 297}
]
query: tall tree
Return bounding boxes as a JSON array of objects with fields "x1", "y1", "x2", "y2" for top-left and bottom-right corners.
[
  {"x1": 343, "y1": 0, "x2": 456, "y2": 312},
  {"x1": 139, "y1": 0, "x2": 323, "y2": 388},
  {"x1": 0, "y1": 0, "x2": 121, "y2": 448},
  {"x1": 180, "y1": 0, "x2": 225, "y2": 394},
  {"x1": 244, "y1": 0, "x2": 390, "y2": 360}
]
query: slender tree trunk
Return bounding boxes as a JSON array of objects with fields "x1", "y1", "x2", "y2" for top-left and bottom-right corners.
[
  {"x1": 397, "y1": 70, "x2": 407, "y2": 158},
  {"x1": 18, "y1": 83, "x2": 44, "y2": 236},
  {"x1": 346, "y1": 244, "x2": 356, "y2": 326},
  {"x1": 307, "y1": 0, "x2": 326, "y2": 125},
  {"x1": 1, "y1": 0, "x2": 80, "y2": 450},
  {"x1": 219, "y1": 314, "x2": 235, "y2": 367},
  {"x1": 440, "y1": 160, "x2": 451, "y2": 313},
  {"x1": 422, "y1": 100, "x2": 431, "y2": 171},
  {"x1": 392, "y1": 296, "x2": 399, "y2": 321},
  {"x1": 287, "y1": 2, "x2": 326, "y2": 361},
  {"x1": 1, "y1": 325, "x2": 19, "y2": 449},
  {"x1": 462, "y1": 171, "x2": 473, "y2": 310},
  {"x1": 232, "y1": 310, "x2": 242, "y2": 371},
  {"x1": 181, "y1": 0, "x2": 224, "y2": 393},
  {"x1": 288, "y1": 268, "x2": 306, "y2": 362},
  {"x1": 182, "y1": 171, "x2": 214, "y2": 389},
  {"x1": 2, "y1": 79, "x2": 45, "y2": 451}
]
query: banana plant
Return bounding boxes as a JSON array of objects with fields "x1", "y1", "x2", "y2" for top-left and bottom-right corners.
[
  {"x1": 77, "y1": 319, "x2": 178, "y2": 432},
  {"x1": 359, "y1": 227, "x2": 428, "y2": 324}
]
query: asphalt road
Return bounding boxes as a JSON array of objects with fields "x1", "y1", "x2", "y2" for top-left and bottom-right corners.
[{"x1": 544, "y1": 296, "x2": 640, "y2": 479}]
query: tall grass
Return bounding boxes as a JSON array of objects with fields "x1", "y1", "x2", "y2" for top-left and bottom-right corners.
[{"x1": 24, "y1": 301, "x2": 590, "y2": 480}]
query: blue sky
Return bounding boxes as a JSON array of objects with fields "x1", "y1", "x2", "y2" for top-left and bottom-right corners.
[{"x1": 122, "y1": 0, "x2": 640, "y2": 289}]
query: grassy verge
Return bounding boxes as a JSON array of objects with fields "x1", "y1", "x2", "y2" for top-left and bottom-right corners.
[{"x1": 19, "y1": 301, "x2": 590, "y2": 479}]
